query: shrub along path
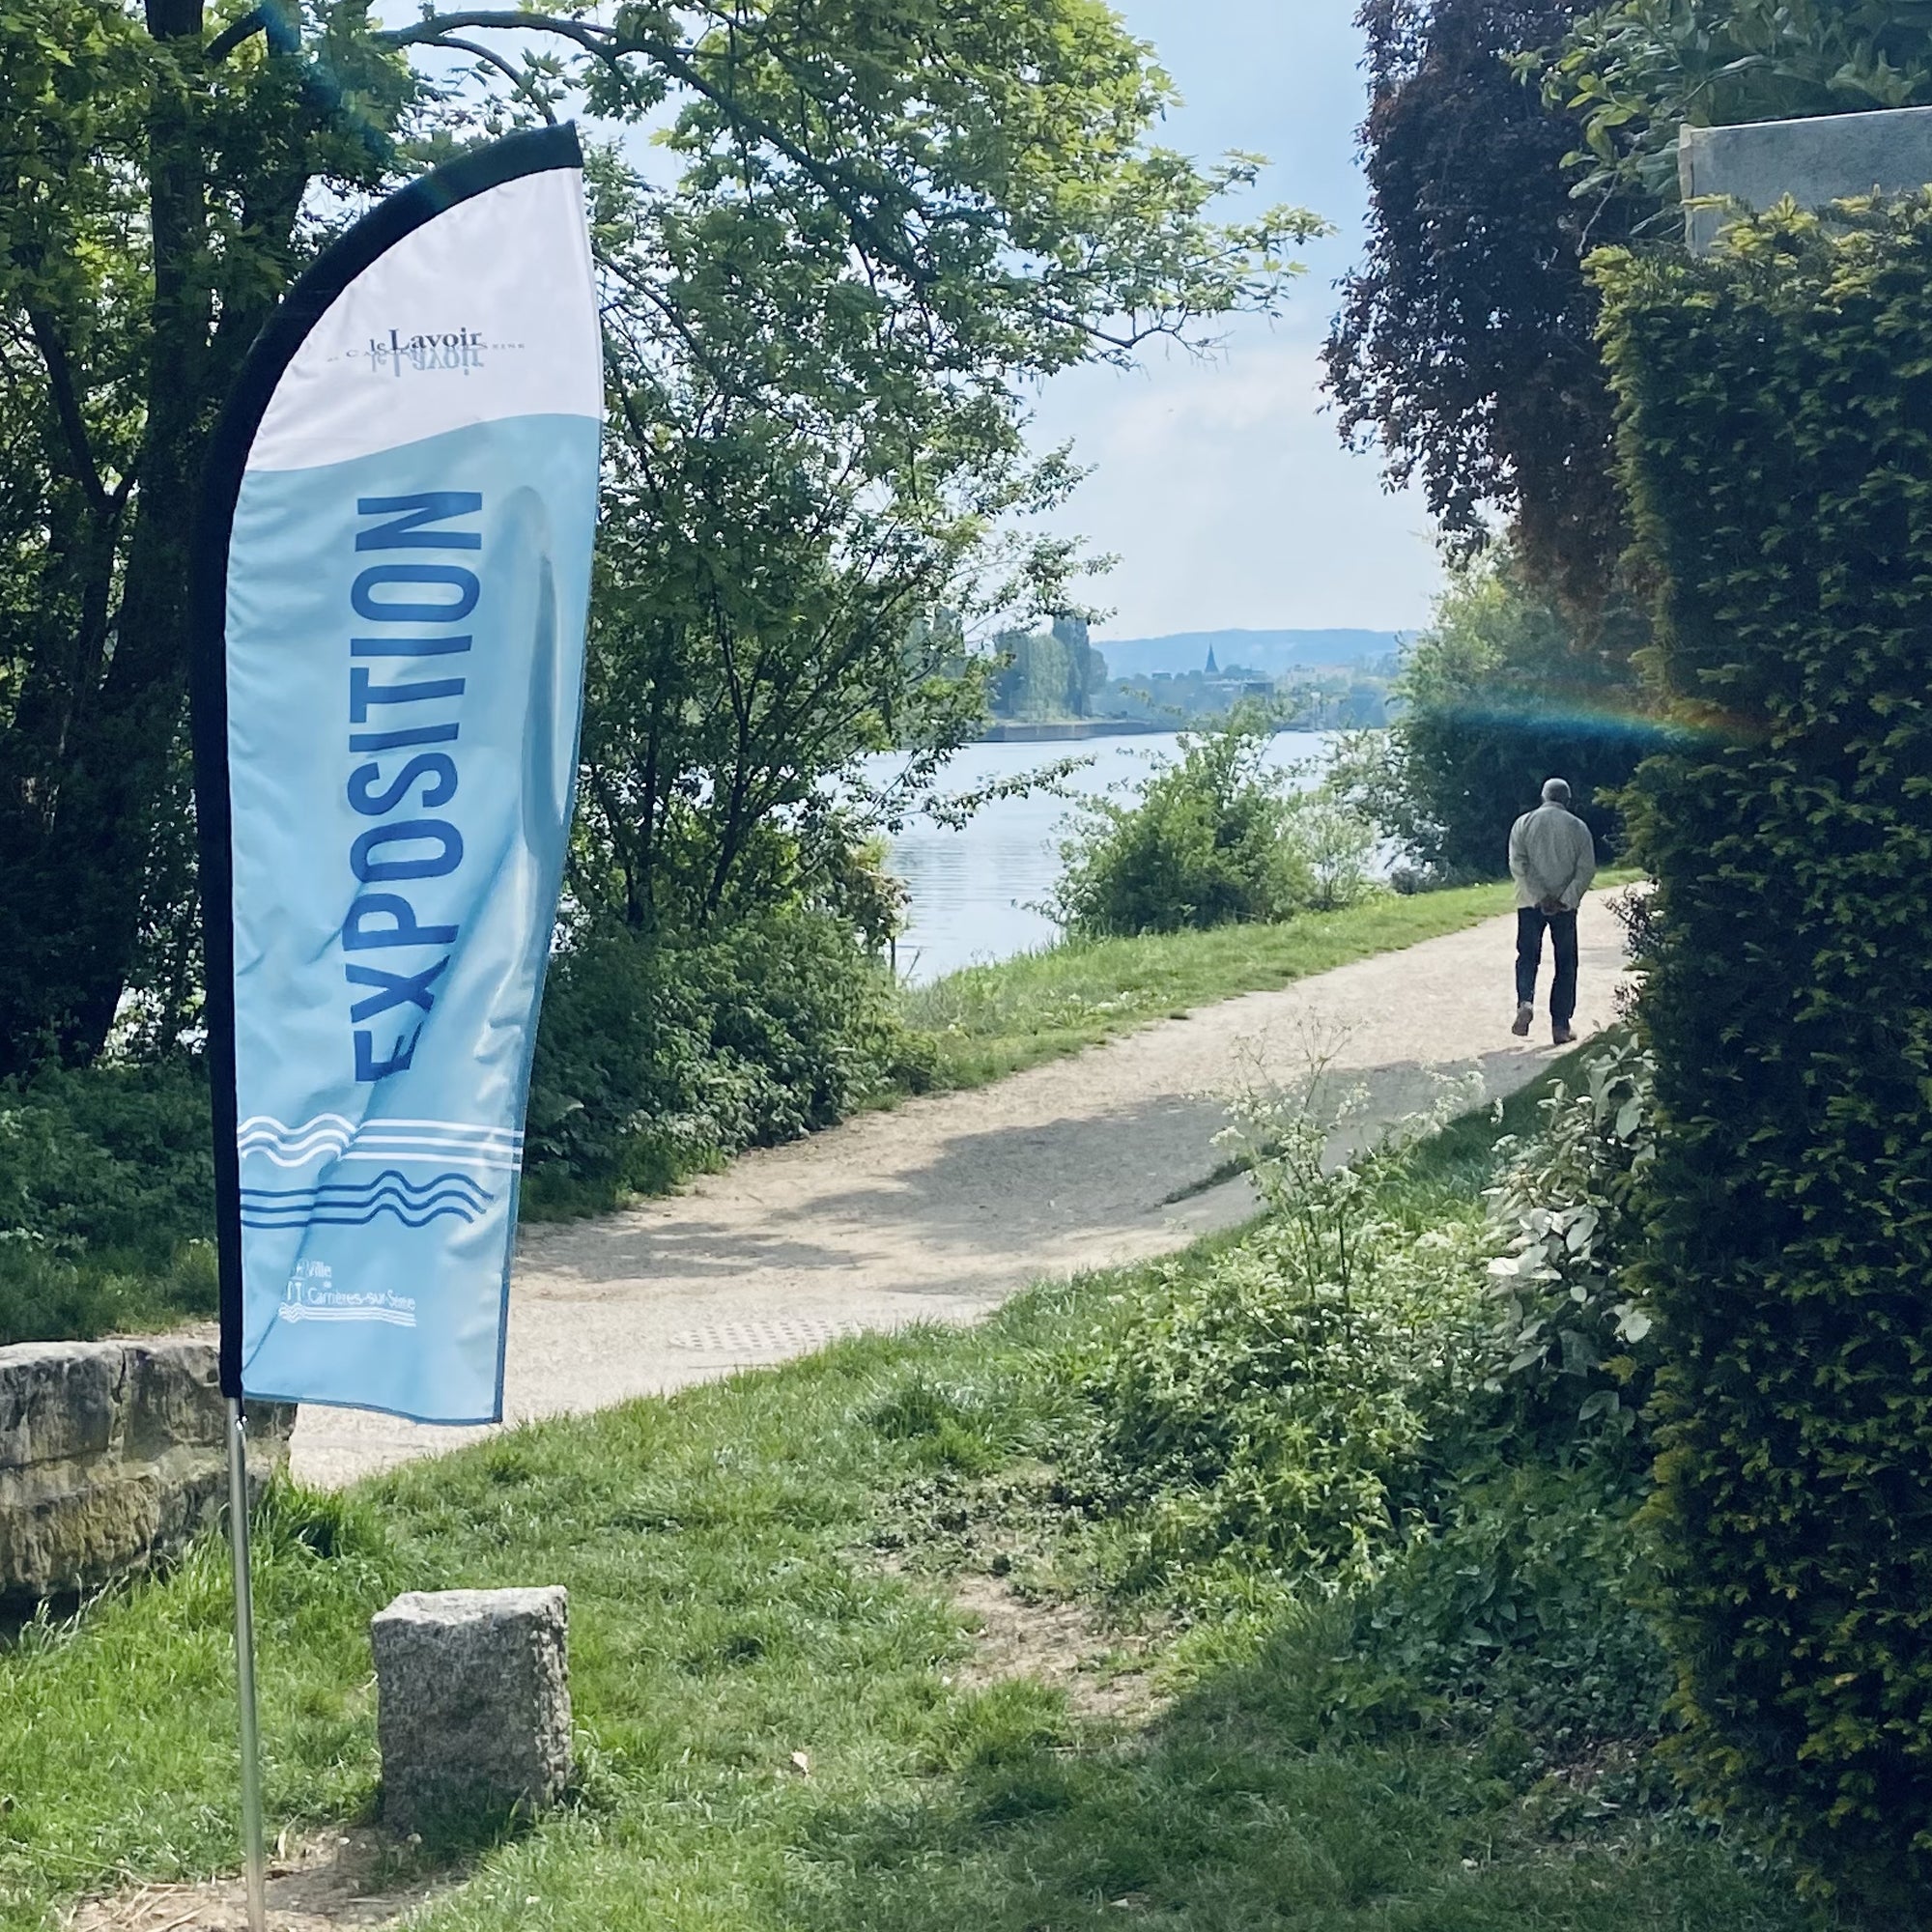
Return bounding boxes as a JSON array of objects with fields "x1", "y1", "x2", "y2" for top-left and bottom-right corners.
[{"x1": 293, "y1": 899, "x2": 1629, "y2": 1487}]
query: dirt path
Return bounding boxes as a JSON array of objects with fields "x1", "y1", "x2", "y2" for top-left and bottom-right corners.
[{"x1": 292, "y1": 900, "x2": 1629, "y2": 1487}]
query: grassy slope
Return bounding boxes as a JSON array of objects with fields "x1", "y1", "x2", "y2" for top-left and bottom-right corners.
[
  {"x1": 903, "y1": 882, "x2": 1519, "y2": 1090},
  {"x1": 0, "y1": 1068, "x2": 1833, "y2": 1932}
]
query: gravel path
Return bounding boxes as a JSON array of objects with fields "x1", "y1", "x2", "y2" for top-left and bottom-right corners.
[{"x1": 292, "y1": 899, "x2": 1629, "y2": 1486}]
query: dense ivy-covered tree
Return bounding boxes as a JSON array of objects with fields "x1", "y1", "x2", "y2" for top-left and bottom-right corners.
[
  {"x1": 0, "y1": 0, "x2": 1314, "y2": 1073},
  {"x1": 1323, "y1": 0, "x2": 1635, "y2": 607},
  {"x1": 1598, "y1": 199, "x2": 1932, "y2": 1911}
]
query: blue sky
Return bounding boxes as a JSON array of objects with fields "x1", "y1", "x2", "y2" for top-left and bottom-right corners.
[{"x1": 1030, "y1": 1, "x2": 1444, "y2": 640}]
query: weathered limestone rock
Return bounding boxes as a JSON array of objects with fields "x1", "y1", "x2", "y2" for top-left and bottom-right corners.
[
  {"x1": 0, "y1": 1338, "x2": 295, "y2": 1607},
  {"x1": 371, "y1": 1586, "x2": 572, "y2": 1833},
  {"x1": 1681, "y1": 104, "x2": 1932, "y2": 255}
]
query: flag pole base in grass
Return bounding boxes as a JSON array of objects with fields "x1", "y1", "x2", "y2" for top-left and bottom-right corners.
[{"x1": 226, "y1": 1398, "x2": 267, "y2": 1932}]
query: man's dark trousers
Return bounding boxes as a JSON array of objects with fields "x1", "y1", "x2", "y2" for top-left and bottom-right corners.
[{"x1": 1516, "y1": 907, "x2": 1578, "y2": 1025}]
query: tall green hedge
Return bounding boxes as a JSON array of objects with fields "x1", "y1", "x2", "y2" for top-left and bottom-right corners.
[{"x1": 1595, "y1": 201, "x2": 1932, "y2": 1907}]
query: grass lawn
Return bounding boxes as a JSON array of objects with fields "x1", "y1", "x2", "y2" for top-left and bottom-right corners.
[
  {"x1": 0, "y1": 1059, "x2": 1839, "y2": 1932},
  {"x1": 901, "y1": 880, "x2": 1523, "y2": 1090}
]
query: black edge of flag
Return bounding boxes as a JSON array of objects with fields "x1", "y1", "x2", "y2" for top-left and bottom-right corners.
[{"x1": 186, "y1": 123, "x2": 584, "y2": 1399}]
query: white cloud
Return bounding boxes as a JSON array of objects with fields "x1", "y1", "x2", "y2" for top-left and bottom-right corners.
[{"x1": 1028, "y1": 324, "x2": 1442, "y2": 638}]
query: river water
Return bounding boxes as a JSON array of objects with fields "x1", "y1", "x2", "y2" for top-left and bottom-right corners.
[{"x1": 859, "y1": 730, "x2": 1335, "y2": 981}]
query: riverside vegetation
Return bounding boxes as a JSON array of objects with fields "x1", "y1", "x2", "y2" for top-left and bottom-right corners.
[
  {"x1": 0, "y1": 1038, "x2": 1844, "y2": 1932},
  {"x1": 0, "y1": 877, "x2": 1513, "y2": 1349},
  {"x1": 0, "y1": 706, "x2": 1463, "y2": 1346},
  {"x1": 0, "y1": 0, "x2": 1323, "y2": 1339}
]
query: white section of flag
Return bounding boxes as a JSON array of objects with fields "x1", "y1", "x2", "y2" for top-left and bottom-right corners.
[{"x1": 244, "y1": 167, "x2": 603, "y2": 474}]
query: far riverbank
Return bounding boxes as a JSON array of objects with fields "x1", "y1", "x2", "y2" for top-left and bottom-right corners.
[{"x1": 977, "y1": 718, "x2": 1166, "y2": 742}]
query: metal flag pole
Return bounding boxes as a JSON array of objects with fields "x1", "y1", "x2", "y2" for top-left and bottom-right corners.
[{"x1": 225, "y1": 1398, "x2": 269, "y2": 1932}]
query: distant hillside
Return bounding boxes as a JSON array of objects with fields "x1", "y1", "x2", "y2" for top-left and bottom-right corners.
[{"x1": 1093, "y1": 628, "x2": 1406, "y2": 680}]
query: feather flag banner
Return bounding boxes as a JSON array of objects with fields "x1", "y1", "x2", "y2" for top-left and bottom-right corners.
[{"x1": 189, "y1": 125, "x2": 602, "y2": 1423}]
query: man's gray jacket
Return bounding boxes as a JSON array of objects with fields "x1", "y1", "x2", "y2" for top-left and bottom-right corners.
[{"x1": 1508, "y1": 803, "x2": 1596, "y2": 912}]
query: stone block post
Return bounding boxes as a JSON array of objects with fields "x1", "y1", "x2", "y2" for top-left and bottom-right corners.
[{"x1": 370, "y1": 1585, "x2": 573, "y2": 1833}]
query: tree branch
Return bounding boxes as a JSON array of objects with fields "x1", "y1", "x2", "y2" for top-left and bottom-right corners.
[
  {"x1": 208, "y1": 3, "x2": 298, "y2": 63},
  {"x1": 376, "y1": 11, "x2": 616, "y2": 55},
  {"x1": 374, "y1": 12, "x2": 943, "y2": 289},
  {"x1": 424, "y1": 35, "x2": 558, "y2": 123},
  {"x1": 25, "y1": 308, "x2": 112, "y2": 516}
]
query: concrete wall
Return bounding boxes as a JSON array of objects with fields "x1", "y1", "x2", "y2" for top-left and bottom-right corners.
[
  {"x1": 0, "y1": 1338, "x2": 294, "y2": 1607},
  {"x1": 1681, "y1": 104, "x2": 1932, "y2": 255}
]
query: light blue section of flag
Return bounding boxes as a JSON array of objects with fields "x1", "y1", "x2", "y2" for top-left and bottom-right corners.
[{"x1": 225, "y1": 412, "x2": 598, "y2": 1422}]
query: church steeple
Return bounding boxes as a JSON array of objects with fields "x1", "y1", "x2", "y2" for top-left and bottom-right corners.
[{"x1": 1205, "y1": 644, "x2": 1219, "y2": 675}]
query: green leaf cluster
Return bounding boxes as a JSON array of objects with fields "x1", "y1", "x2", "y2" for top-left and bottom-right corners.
[
  {"x1": 1336, "y1": 551, "x2": 1662, "y2": 880},
  {"x1": 1483, "y1": 1031, "x2": 1659, "y2": 1445},
  {"x1": 523, "y1": 902, "x2": 933, "y2": 1214},
  {"x1": 1061, "y1": 1097, "x2": 1504, "y2": 1597},
  {"x1": 1051, "y1": 710, "x2": 1378, "y2": 939},
  {"x1": 1548, "y1": 0, "x2": 1932, "y2": 217},
  {"x1": 1595, "y1": 196, "x2": 1932, "y2": 1911}
]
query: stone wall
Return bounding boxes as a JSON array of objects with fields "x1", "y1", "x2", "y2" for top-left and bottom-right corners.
[
  {"x1": 1681, "y1": 104, "x2": 1932, "y2": 255},
  {"x1": 0, "y1": 1338, "x2": 295, "y2": 1607}
]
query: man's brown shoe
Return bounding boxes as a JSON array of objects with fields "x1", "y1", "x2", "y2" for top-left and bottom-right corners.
[
  {"x1": 1512, "y1": 1003, "x2": 1533, "y2": 1037},
  {"x1": 1552, "y1": 1022, "x2": 1577, "y2": 1046}
]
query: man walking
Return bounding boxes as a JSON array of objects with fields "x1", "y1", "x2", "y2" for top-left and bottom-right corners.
[{"x1": 1509, "y1": 778, "x2": 1595, "y2": 1045}]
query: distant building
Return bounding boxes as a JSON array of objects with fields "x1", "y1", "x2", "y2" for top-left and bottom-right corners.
[{"x1": 1205, "y1": 645, "x2": 1219, "y2": 674}]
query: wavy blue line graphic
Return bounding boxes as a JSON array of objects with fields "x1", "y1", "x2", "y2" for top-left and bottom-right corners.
[
  {"x1": 242, "y1": 1170, "x2": 492, "y2": 1201},
  {"x1": 245, "y1": 1204, "x2": 482, "y2": 1230},
  {"x1": 239, "y1": 1168, "x2": 496, "y2": 1230},
  {"x1": 243, "y1": 1182, "x2": 491, "y2": 1198}
]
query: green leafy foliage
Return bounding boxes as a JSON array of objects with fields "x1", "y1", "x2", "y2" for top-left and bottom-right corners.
[
  {"x1": 1345, "y1": 1458, "x2": 1669, "y2": 1753},
  {"x1": 1052, "y1": 712, "x2": 1378, "y2": 938},
  {"x1": 1331, "y1": 554, "x2": 1659, "y2": 878},
  {"x1": 1061, "y1": 1067, "x2": 1496, "y2": 1594},
  {"x1": 1067, "y1": 1214, "x2": 1493, "y2": 1592},
  {"x1": 1548, "y1": 0, "x2": 1932, "y2": 217},
  {"x1": 1596, "y1": 198, "x2": 1932, "y2": 1910},
  {"x1": 1047, "y1": 1044, "x2": 1678, "y2": 1766},
  {"x1": 0, "y1": 1063, "x2": 215, "y2": 1343},
  {"x1": 1482, "y1": 1029, "x2": 1659, "y2": 1448},
  {"x1": 525, "y1": 904, "x2": 933, "y2": 1214}
]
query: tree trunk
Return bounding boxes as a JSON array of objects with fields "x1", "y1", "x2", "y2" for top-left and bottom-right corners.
[
  {"x1": 52, "y1": 3, "x2": 210, "y2": 1059},
  {"x1": 0, "y1": 3, "x2": 321, "y2": 1072},
  {"x1": 0, "y1": 1, "x2": 207, "y2": 1068}
]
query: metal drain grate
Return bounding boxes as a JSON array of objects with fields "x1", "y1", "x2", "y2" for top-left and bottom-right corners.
[{"x1": 666, "y1": 1317, "x2": 868, "y2": 1353}]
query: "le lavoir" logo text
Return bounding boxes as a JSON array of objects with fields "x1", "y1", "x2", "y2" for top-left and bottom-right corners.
[{"x1": 355, "y1": 327, "x2": 517, "y2": 377}]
